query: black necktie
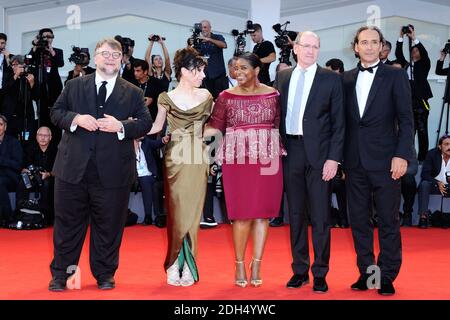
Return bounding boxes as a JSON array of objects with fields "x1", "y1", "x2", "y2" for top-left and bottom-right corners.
[
  {"x1": 357, "y1": 62, "x2": 380, "y2": 73},
  {"x1": 97, "y1": 81, "x2": 107, "y2": 108}
]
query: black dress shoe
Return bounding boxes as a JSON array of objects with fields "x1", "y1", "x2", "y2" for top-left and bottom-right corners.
[
  {"x1": 378, "y1": 279, "x2": 395, "y2": 296},
  {"x1": 286, "y1": 273, "x2": 309, "y2": 288},
  {"x1": 143, "y1": 215, "x2": 153, "y2": 226},
  {"x1": 351, "y1": 274, "x2": 370, "y2": 291},
  {"x1": 401, "y1": 212, "x2": 412, "y2": 227},
  {"x1": 97, "y1": 277, "x2": 115, "y2": 290},
  {"x1": 269, "y1": 217, "x2": 284, "y2": 227},
  {"x1": 313, "y1": 277, "x2": 328, "y2": 293},
  {"x1": 48, "y1": 278, "x2": 67, "y2": 292},
  {"x1": 418, "y1": 215, "x2": 428, "y2": 229},
  {"x1": 155, "y1": 215, "x2": 167, "y2": 228}
]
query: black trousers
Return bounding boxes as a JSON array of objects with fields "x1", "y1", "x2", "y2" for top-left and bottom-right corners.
[
  {"x1": 401, "y1": 173, "x2": 417, "y2": 214},
  {"x1": 283, "y1": 137, "x2": 331, "y2": 278},
  {"x1": 0, "y1": 175, "x2": 18, "y2": 224},
  {"x1": 50, "y1": 160, "x2": 130, "y2": 281},
  {"x1": 346, "y1": 166, "x2": 402, "y2": 282},
  {"x1": 412, "y1": 98, "x2": 429, "y2": 162}
]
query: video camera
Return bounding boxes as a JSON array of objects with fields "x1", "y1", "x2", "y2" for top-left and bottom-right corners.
[
  {"x1": 148, "y1": 35, "x2": 166, "y2": 42},
  {"x1": 21, "y1": 165, "x2": 45, "y2": 190},
  {"x1": 443, "y1": 39, "x2": 450, "y2": 55},
  {"x1": 188, "y1": 23, "x2": 203, "y2": 49},
  {"x1": 68, "y1": 46, "x2": 90, "y2": 65},
  {"x1": 272, "y1": 21, "x2": 297, "y2": 64},
  {"x1": 231, "y1": 20, "x2": 255, "y2": 56},
  {"x1": 32, "y1": 34, "x2": 50, "y2": 51},
  {"x1": 114, "y1": 35, "x2": 135, "y2": 56}
]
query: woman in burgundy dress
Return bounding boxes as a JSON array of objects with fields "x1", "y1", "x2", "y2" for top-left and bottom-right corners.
[{"x1": 205, "y1": 52, "x2": 285, "y2": 288}]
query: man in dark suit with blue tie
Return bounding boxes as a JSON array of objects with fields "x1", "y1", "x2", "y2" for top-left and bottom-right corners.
[
  {"x1": 343, "y1": 26, "x2": 414, "y2": 296},
  {"x1": 48, "y1": 38, "x2": 152, "y2": 291},
  {"x1": 274, "y1": 31, "x2": 345, "y2": 293}
]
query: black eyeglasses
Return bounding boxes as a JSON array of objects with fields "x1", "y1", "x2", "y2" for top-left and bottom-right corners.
[{"x1": 95, "y1": 51, "x2": 122, "y2": 59}]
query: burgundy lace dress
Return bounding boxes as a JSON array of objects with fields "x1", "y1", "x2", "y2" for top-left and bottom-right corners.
[{"x1": 208, "y1": 90, "x2": 286, "y2": 219}]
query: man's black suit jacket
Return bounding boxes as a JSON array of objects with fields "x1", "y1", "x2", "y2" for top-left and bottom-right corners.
[
  {"x1": 395, "y1": 41, "x2": 433, "y2": 100},
  {"x1": 50, "y1": 73, "x2": 152, "y2": 188},
  {"x1": 273, "y1": 64, "x2": 345, "y2": 169},
  {"x1": 421, "y1": 148, "x2": 444, "y2": 182},
  {"x1": 0, "y1": 134, "x2": 23, "y2": 182},
  {"x1": 343, "y1": 62, "x2": 414, "y2": 171}
]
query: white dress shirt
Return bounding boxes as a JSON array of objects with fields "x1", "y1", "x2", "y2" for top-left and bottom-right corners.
[
  {"x1": 136, "y1": 141, "x2": 152, "y2": 177},
  {"x1": 71, "y1": 72, "x2": 124, "y2": 140},
  {"x1": 435, "y1": 155, "x2": 450, "y2": 184},
  {"x1": 356, "y1": 60, "x2": 380, "y2": 117},
  {"x1": 286, "y1": 63, "x2": 317, "y2": 135}
]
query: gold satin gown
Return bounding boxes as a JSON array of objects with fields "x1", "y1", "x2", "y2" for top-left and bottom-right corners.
[{"x1": 158, "y1": 92, "x2": 213, "y2": 281}]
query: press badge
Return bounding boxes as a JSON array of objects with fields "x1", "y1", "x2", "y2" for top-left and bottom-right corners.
[{"x1": 46, "y1": 66, "x2": 51, "y2": 73}]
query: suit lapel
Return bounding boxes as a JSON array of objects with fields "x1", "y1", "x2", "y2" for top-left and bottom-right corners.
[
  {"x1": 349, "y1": 68, "x2": 360, "y2": 120},
  {"x1": 303, "y1": 65, "x2": 321, "y2": 113},
  {"x1": 103, "y1": 77, "x2": 125, "y2": 115},
  {"x1": 83, "y1": 74, "x2": 97, "y2": 117},
  {"x1": 282, "y1": 68, "x2": 294, "y2": 115},
  {"x1": 362, "y1": 63, "x2": 385, "y2": 118}
]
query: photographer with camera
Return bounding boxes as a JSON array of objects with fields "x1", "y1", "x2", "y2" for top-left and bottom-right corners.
[
  {"x1": 15, "y1": 126, "x2": 56, "y2": 226},
  {"x1": 0, "y1": 33, "x2": 14, "y2": 109},
  {"x1": 114, "y1": 35, "x2": 137, "y2": 85},
  {"x1": 65, "y1": 47, "x2": 95, "y2": 84},
  {"x1": 436, "y1": 40, "x2": 450, "y2": 76},
  {"x1": 250, "y1": 24, "x2": 276, "y2": 85},
  {"x1": 0, "y1": 114, "x2": 23, "y2": 227},
  {"x1": 28, "y1": 28, "x2": 64, "y2": 132},
  {"x1": 395, "y1": 25, "x2": 433, "y2": 162},
  {"x1": 1, "y1": 55, "x2": 39, "y2": 140},
  {"x1": 417, "y1": 135, "x2": 450, "y2": 228},
  {"x1": 145, "y1": 34, "x2": 172, "y2": 119},
  {"x1": 133, "y1": 59, "x2": 157, "y2": 110},
  {"x1": 192, "y1": 20, "x2": 228, "y2": 99}
]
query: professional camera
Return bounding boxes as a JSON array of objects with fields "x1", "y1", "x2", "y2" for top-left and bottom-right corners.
[
  {"x1": 114, "y1": 35, "x2": 135, "y2": 56},
  {"x1": 443, "y1": 39, "x2": 450, "y2": 55},
  {"x1": 211, "y1": 164, "x2": 223, "y2": 196},
  {"x1": 272, "y1": 21, "x2": 297, "y2": 64},
  {"x1": 21, "y1": 165, "x2": 44, "y2": 189},
  {"x1": 402, "y1": 24, "x2": 414, "y2": 35},
  {"x1": 68, "y1": 46, "x2": 90, "y2": 65},
  {"x1": 148, "y1": 35, "x2": 166, "y2": 42},
  {"x1": 188, "y1": 23, "x2": 203, "y2": 49},
  {"x1": 231, "y1": 20, "x2": 255, "y2": 56},
  {"x1": 19, "y1": 54, "x2": 36, "y2": 77}
]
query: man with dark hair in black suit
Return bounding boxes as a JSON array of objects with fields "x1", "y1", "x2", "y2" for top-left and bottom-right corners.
[
  {"x1": 274, "y1": 31, "x2": 345, "y2": 293},
  {"x1": 48, "y1": 38, "x2": 152, "y2": 292},
  {"x1": 380, "y1": 40, "x2": 393, "y2": 65},
  {"x1": 395, "y1": 25, "x2": 432, "y2": 162},
  {"x1": 0, "y1": 114, "x2": 23, "y2": 227},
  {"x1": 344, "y1": 26, "x2": 414, "y2": 296}
]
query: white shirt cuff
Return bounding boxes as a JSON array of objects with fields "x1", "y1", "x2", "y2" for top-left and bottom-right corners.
[
  {"x1": 117, "y1": 124, "x2": 125, "y2": 140},
  {"x1": 70, "y1": 124, "x2": 77, "y2": 132},
  {"x1": 414, "y1": 39, "x2": 420, "y2": 45},
  {"x1": 398, "y1": 37, "x2": 404, "y2": 42}
]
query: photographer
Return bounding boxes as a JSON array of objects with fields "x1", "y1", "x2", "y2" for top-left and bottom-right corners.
[
  {"x1": 28, "y1": 28, "x2": 64, "y2": 130},
  {"x1": 0, "y1": 114, "x2": 23, "y2": 227},
  {"x1": 417, "y1": 135, "x2": 450, "y2": 228},
  {"x1": 194, "y1": 20, "x2": 228, "y2": 99},
  {"x1": 15, "y1": 126, "x2": 56, "y2": 226},
  {"x1": 250, "y1": 24, "x2": 276, "y2": 85},
  {"x1": 436, "y1": 41, "x2": 450, "y2": 76},
  {"x1": 133, "y1": 59, "x2": 157, "y2": 111},
  {"x1": 2, "y1": 55, "x2": 39, "y2": 140},
  {"x1": 395, "y1": 25, "x2": 433, "y2": 162},
  {"x1": 115, "y1": 35, "x2": 137, "y2": 85},
  {"x1": 65, "y1": 47, "x2": 95, "y2": 84},
  {"x1": 145, "y1": 34, "x2": 172, "y2": 119},
  {"x1": 0, "y1": 33, "x2": 13, "y2": 108},
  {"x1": 380, "y1": 40, "x2": 393, "y2": 65}
]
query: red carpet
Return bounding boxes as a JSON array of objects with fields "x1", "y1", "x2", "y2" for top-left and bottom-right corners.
[{"x1": 0, "y1": 225, "x2": 449, "y2": 300}]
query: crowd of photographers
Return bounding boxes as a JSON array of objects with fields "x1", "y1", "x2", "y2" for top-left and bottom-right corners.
[{"x1": 1, "y1": 21, "x2": 450, "y2": 230}]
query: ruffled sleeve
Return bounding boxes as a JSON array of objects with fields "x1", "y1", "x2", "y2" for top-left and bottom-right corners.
[{"x1": 208, "y1": 94, "x2": 227, "y2": 132}]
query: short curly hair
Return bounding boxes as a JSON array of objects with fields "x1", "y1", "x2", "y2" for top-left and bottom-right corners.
[{"x1": 173, "y1": 46, "x2": 207, "y2": 81}]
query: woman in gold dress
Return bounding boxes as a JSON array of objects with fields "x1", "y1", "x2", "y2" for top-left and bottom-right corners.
[{"x1": 148, "y1": 47, "x2": 213, "y2": 286}]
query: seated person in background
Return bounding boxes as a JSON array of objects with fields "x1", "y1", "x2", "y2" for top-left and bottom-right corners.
[
  {"x1": 65, "y1": 47, "x2": 95, "y2": 84},
  {"x1": 0, "y1": 114, "x2": 23, "y2": 226},
  {"x1": 15, "y1": 126, "x2": 56, "y2": 226},
  {"x1": 417, "y1": 135, "x2": 450, "y2": 228},
  {"x1": 135, "y1": 133, "x2": 169, "y2": 227},
  {"x1": 325, "y1": 58, "x2": 344, "y2": 74}
]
